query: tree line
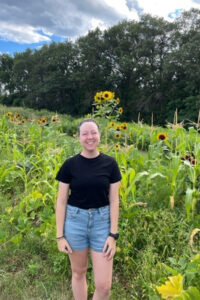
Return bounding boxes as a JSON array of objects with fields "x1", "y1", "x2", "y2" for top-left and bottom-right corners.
[{"x1": 0, "y1": 8, "x2": 200, "y2": 125}]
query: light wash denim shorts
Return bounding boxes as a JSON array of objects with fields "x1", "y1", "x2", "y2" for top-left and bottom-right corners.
[{"x1": 64, "y1": 204, "x2": 110, "y2": 252}]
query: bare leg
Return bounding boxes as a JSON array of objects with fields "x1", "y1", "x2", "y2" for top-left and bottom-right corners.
[
  {"x1": 90, "y1": 249, "x2": 113, "y2": 300},
  {"x1": 68, "y1": 249, "x2": 89, "y2": 300}
]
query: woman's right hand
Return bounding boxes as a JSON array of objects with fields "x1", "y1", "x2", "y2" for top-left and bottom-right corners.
[{"x1": 57, "y1": 238, "x2": 72, "y2": 254}]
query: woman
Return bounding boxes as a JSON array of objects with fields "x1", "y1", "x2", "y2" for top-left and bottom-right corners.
[{"x1": 55, "y1": 118, "x2": 121, "y2": 300}]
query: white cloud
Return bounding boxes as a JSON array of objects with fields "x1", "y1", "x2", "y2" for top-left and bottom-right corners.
[
  {"x1": 104, "y1": 0, "x2": 139, "y2": 20},
  {"x1": 0, "y1": 0, "x2": 200, "y2": 46},
  {"x1": 138, "y1": 0, "x2": 200, "y2": 20},
  {"x1": 0, "y1": 22, "x2": 51, "y2": 43}
]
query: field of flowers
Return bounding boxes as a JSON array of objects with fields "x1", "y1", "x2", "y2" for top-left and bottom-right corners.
[{"x1": 0, "y1": 96, "x2": 200, "y2": 299}]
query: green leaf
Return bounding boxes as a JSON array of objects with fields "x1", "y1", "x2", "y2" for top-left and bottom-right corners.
[
  {"x1": 10, "y1": 234, "x2": 22, "y2": 244},
  {"x1": 160, "y1": 263, "x2": 179, "y2": 276},
  {"x1": 185, "y1": 188, "x2": 194, "y2": 221},
  {"x1": 180, "y1": 287, "x2": 200, "y2": 300}
]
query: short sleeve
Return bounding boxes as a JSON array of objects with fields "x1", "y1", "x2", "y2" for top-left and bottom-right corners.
[
  {"x1": 55, "y1": 159, "x2": 72, "y2": 183},
  {"x1": 110, "y1": 159, "x2": 121, "y2": 183}
]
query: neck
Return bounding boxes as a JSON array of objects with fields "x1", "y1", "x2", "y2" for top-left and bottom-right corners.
[{"x1": 81, "y1": 150, "x2": 99, "y2": 158}]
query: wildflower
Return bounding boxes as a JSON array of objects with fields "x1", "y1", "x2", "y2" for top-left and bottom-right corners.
[
  {"x1": 120, "y1": 123, "x2": 127, "y2": 131},
  {"x1": 108, "y1": 121, "x2": 116, "y2": 128},
  {"x1": 118, "y1": 107, "x2": 123, "y2": 114},
  {"x1": 41, "y1": 117, "x2": 47, "y2": 124},
  {"x1": 116, "y1": 126, "x2": 121, "y2": 131},
  {"x1": 51, "y1": 117, "x2": 57, "y2": 122},
  {"x1": 157, "y1": 132, "x2": 167, "y2": 141},
  {"x1": 156, "y1": 274, "x2": 183, "y2": 299},
  {"x1": 102, "y1": 91, "x2": 114, "y2": 101},
  {"x1": 191, "y1": 158, "x2": 197, "y2": 165},
  {"x1": 14, "y1": 113, "x2": 20, "y2": 118},
  {"x1": 6, "y1": 112, "x2": 12, "y2": 117},
  {"x1": 114, "y1": 133, "x2": 121, "y2": 139},
  {"x1": 115, "y1": 144, "x2": 120, "y2": 150},
  {"x1": 94, "y1": 92, "x2": 102, "y2": 103},
  {"x1": 51, "y1": 115, "x2": 58, "y2": 122},
  {"x1": 181, "y1": 154, "x2": 197, "y2": 165}
]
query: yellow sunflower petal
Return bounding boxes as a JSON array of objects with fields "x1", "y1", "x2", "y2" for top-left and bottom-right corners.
[
  {"x1": 118, "y1": 107, "x2": 123, "y2": 114},
  {"x1": 102, "y1": 91, "x2": 114, "y2": 101},
  {"x1": 157, "y1": 132, "x2": 167, "y2": 141},
  {"x1": 156, "y1": 274, "x2": 183, "y2": 299}
]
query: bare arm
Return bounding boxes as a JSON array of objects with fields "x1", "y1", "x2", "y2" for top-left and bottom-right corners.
[
  {"x1": 109, "y1": 181, "x2": 120, "y2": 234},
  {"x1": 103, "y1": 181, "x2": 120, "y2": 260},
  {"x1": 56, "y1": 182, "x2": 72, "y2": 254}
]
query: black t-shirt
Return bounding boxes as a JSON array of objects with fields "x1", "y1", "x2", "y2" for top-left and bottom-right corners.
[{"x1": 56, "y1": 152, "x2": 121, "y2": 209}]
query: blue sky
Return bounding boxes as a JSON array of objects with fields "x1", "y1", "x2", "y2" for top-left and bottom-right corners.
[
  {"x1": 0, "y1": 35, "x2": 65, "y2": 56},
  {"x1": 0, "y1": 0, "x2": 200, "y2": 56}
]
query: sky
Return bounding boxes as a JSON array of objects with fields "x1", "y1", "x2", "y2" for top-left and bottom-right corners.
[{"x1": 0, "y1": 0, "x2": 200, "y2": 56}]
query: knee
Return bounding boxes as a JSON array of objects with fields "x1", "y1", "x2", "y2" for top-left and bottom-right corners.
[
  {"x1": 95, "y1": 280, "x2": 112, "y2": 295},
  {"x1": 72, "y1": 268, "x2": 87, "y2": 281}
]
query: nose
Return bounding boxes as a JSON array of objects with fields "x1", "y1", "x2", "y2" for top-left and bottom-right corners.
[{"x1": 87, "y1": 133, "x2": 94, "y2": 139}]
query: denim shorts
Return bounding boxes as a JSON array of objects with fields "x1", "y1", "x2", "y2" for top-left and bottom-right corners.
[{"x1": 64, "y1": 204, "x2": 110, "y2": 252}]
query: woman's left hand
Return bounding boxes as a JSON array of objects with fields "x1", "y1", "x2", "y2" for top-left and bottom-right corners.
[{"x1": 103, "y1": 236, "x2": 116, "y2": 261}]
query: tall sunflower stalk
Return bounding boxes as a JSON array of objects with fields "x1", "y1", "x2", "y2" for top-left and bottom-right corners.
[
  {"x1": 92, "y1": 90, "x2": 123, "y2": 146},
  {"x1": 93, "y1": 91, "x2": 122, "y2": 121}
]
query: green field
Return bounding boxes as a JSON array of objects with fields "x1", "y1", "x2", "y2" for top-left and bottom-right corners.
[{"x1": 0, "y1": 105, "x2": 200, "y2": 300}]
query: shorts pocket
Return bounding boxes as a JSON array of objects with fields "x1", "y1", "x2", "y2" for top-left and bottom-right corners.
[
  {"x1": 66, "y1": 205, "x2": 79, "y2": 219},
  {"x1": 99, "y1": 205, "x2": 110, "y2": 221}
]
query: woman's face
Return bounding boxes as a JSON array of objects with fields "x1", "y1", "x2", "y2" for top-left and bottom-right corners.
[{"x1": 78, "y1": 122, "x2": 100, "y2": 153}]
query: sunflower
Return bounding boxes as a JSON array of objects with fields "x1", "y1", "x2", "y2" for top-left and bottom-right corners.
[
  {"x1": 51, "y1": 117, "x2": 57, "y2": 122},
  {"x1": 51, "y1": 114, "x2": 58, "y2": 122},
  {"x1": 108, "y1": 121, "x2": 116, "y2": 128},
  {"x1": 102, "y1": 91, "x2": 114, "y2": 101},
  {"x1": 118, "y1": 107, "x2": 123, "y2": 114},
  {"x1": 120, "y1": 123, "x2": 127, "y2": 131},
  {"x1": 116, "y1": 98, "x2": 120, "y2": 105},
  {"x1": 157, "y1": 133, "x2": 167, "y2": 141},
  {"x1": 21, "y1": 118, "x2": 26, "y2": 124},
  {"x1": 115, "y1": 144, "x2": 120, "y2": 150},
  {"x1": 116, "y1": 126, "x2": 121, "y2": 131},
  {"x1": 6, "y1": 112, "x2": 12, "y2": 117},
  {"x1": 114, "y1": 133, "x2": 121, "y2": 139},
  {"x1": 41, "y1": 117, "x2": 47, "y2": 124},
  {"x1": 14, "y1": 113, "x2": 20, "y2": 118},
  {"x1": 94, "y1": 92, "x2": 102, "y2": 103}
]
